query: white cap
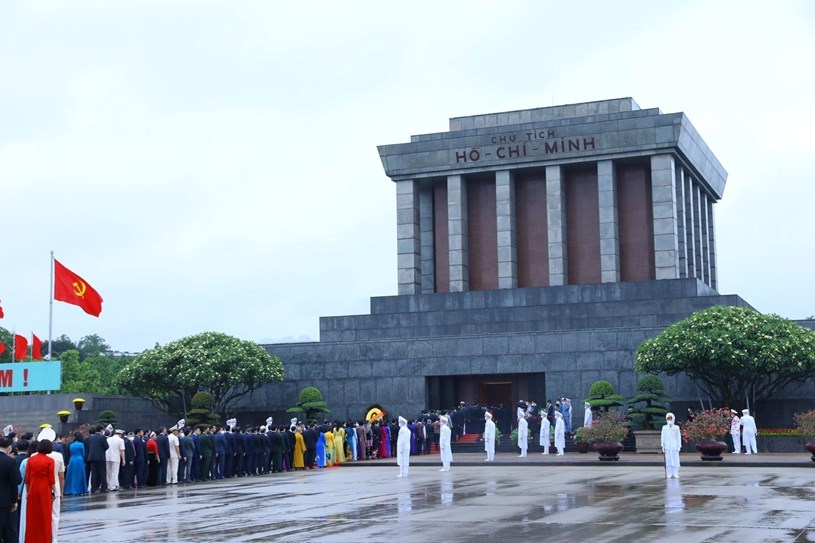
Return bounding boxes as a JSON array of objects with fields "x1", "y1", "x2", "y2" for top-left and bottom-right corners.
[
  {"x1": 38, "y1": 427, "x2": 56, "y2": 441},
  {"x1": 742, "y1": 409, "x2": 750, "y2": 415},
  {"x1": 665, "y1": 412, "x2": 675, "y2": 420}
]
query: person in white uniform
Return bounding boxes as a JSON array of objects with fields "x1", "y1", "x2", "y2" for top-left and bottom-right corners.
[
  {"x1": 661, "y1": 412, "x2": 682, "y2": 479},
  {"x1": 539, "y1": 412, "x2": 551, "y2": 455},
  {"x1": 517, "y1": 414, "x2": 528, "y2": 457},
  {"x1": 740, "y1": 409, "x2": 758, "y2": 454},
  {"x1": 483, "y1": 411, "x2": 495, "y2": 462},
  {"x1": 730, "y1": 409, "x2": 742, "y2": 454},
  {"x1": 554, "y1": 411, "x2": 566, "y2": 456},
  {"x1": 39, "y1": 427, "x2": 65, "y2": 543},
  {"x1": 438, "y1": 415, "x2": 452, "y2": 471},
  {"x1": 584, "y1": 402, "x2": 593, "y2": 427},
  {"x1": 106, "y1": 429, "x2": 125, "y2": 491},
  {"x1": 396, "y1": 416, "x2": 411, "y2": 478}
]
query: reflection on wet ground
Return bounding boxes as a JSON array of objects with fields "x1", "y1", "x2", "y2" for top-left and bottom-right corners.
[{"x1": 58, "y1": 464, "x2": 815, "y2": 542}]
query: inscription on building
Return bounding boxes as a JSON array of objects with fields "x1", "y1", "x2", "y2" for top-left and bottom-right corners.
[{"x1": 453, "y1": 129, "x2": 597, "y2": 164}]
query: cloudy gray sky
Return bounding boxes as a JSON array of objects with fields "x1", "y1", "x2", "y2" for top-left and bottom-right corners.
[{"x1": 1, "y1": 1, "x2": 813, "y2": 353}]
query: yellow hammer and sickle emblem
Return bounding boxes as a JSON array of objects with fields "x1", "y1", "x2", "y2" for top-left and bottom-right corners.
[{"x1": 72, "y1": 280, "x2": 87, "y2": 299}]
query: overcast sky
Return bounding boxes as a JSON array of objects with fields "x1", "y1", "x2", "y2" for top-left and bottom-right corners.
[{"x1": 1, "y1": 1, "x2": 813, "y2": 353}]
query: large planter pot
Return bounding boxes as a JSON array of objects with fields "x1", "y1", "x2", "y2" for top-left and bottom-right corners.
[
  {"x1": 696, "y1": 440, "x2": 728, "y2": 461},
  {"x1": 593, "y1": 441, "x2": 623, "y2": 461},
  {"x1": 58, "y1": 415, "x2": 69, "y2": 423},
  {"x1": 576, "y1": 442, "x2": 590, "y2": 454},
  {"x1": 74, "y1": 402, "x2": 84, "y2": 411},
  {"x1": 804, "y1": 441, "x2": 815, "y2": 462},
  {"x1": 633, "y1": 430, "x2": 662, "y2": 454}
]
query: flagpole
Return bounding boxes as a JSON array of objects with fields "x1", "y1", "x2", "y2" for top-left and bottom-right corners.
[{"x1": 48, "y1": 251, "x2": 54, "y2": 361}]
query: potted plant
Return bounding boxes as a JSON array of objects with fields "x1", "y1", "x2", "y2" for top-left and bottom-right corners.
[
  {"x1": 73, "y1": 398, "x2": 85, "y2": 411},
  {"x1": 573, "y1": 427, "x2": 590, "y2": 453},
  {"x1": 579, "y1": 411, "x2": 630, "y2": 461},
  {"x1": 57, "y1": 410, "x2": 71, "y2": 423},
  {"x1": 627, "y1": 375, "x2": 669, "y2": 453},
  {"x1": 793, "y1": 409, "x2": 815, "y2": 461},
  {"x1": 681, "y1": 408, "x2": 731, "y2": 460},
  {"x1": 97, "y1": 409, "x2": 118, "y2": 426}
]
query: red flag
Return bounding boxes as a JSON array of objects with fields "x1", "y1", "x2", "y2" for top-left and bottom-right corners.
[
  {"x1": 54, "y1": 259, "x2": 103, "y2": 317},
  {"x1": 32, "y1": 334, "x2": 43, "y2": 361},
  {"x1": 0, "y1": 305, "x2": 4, "y2": 318},
  {"x1": 0, "y1": 341, "x2": 5, "y2": 357},
  {"x1": 14, "y1": 335, "x2": 28, "y2": 361}
]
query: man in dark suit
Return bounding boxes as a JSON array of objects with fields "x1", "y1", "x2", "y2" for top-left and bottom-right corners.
[
  {"x1": 0, "y1": 436, "x2": 22, "y2": 543},
  {"x1": 303, "y1": 424, "x2": 318, "y2": 469},
  {"x1": 223, "y1": 428, "x2": 234, "y2": 478},
  {"x1": 242, "y1": 428, "x2": 254, "y2": 476},
  {"x1": 232, "y1": 428, "x2": 244, "y2": 477},
  {"x1": 85, "y1": 425, "x2": 110, "y2": 493},
  {"x1": 269, "y1": 427, "x2": 283, "y2": 473},
  {"x1": 156, "y1": 427, "x2": 170, "y2": 486},
  {"x1": 213, "y1": 427, "x2": 226, "y2": 479},
  {"x1": 119, "y1": 431, "x2": 136, "y2": 489},
  {"x1": 133, "y1": 429, "x2": 147, "y2": 488}
]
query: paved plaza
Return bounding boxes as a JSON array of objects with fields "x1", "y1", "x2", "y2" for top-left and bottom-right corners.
[{"x1": 58, "y1": 453, "x2": 815, "y2": 542}]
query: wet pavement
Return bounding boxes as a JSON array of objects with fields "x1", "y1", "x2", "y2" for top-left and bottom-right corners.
[{"x1": 58, "y1": 454, "x2": 815, "y2": 542}]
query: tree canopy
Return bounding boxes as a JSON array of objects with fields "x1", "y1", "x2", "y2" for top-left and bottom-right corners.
[
  {"x1": 635, "y1": 306, "x2": 815, "y2": 407},
  {"x1": 116, "y1": 331, "x2": 284, "y2": 418}
]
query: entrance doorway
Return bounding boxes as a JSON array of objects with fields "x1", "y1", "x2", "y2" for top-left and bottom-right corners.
[{"x1": 479, "y1": 381, "x2": 512, "y2": 408}]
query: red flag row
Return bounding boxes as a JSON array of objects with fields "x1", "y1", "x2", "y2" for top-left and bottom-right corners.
[
  {"x1": 1, "y1": 258, "x2": 102, "y2": 361},
  {"x1": 0, "y1": 334, "x2": 43, "y2": 361}
]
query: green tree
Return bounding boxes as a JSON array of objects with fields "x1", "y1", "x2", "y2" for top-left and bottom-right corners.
[
  {"x1": 627, "y1": 375, "x2": 670, "y2": 430},
  {"x1": 44, "y1": 334, "x2": 78, "y2": 360},
  {"x1": 584, "y1": 380, "x2": 624, "y2": 412},
  {"x1": 635, "y1": 306, "x2": 815, "y2": 408},
  {"x1": 287, "y1": 386, "x2": 330, "y2": 422},
  {"x1": 77, "y1": 334, "x2": 111, "y2": 360},
  {"x1": 59, "y1": 349, "x2": 131, "y2": 394},
  {"x1": 116, "y1": 331, "x2": 284, "y2": 417}
]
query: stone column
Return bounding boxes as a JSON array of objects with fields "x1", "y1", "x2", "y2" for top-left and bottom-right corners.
[
  {"x1": 496, "y1": 170, "x2": 517, "y2": 289},
  {"x1": 447, "y1": 175, "x2": 469, "y2": 292},
  {"x1": 396, "y1": 180, "x2": 421, "y2": 295},
  {"x1": 650, "y1": 155, "x2": 680, "y2": 280},
  {"x1": 691, "y1": 179, "x2": 703, "y2": 279},
  {"x1": 546, "y1": 165, "x2": 567, "y2": 286},
  {"x1": 675, "y1": 165, "x2": 688, "y2": 278},
  {"x1": 597, "y1": 160, "x2": 620, "y2": 283},
  {"x1": 699, "y1": 189, "x2": 712, "y2": 286},
  {"x1": 683, "y1": 173, "x2": 697, "y2": 279},
  {"x1": 707, "y1": 199, "x2": 718, "y2": 290},
  {"x1": 419, "y1": 187, "x2": 435, "y2": 294}
]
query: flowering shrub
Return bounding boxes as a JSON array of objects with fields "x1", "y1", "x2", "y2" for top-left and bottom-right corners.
[
  {"x1": 578, "y1": 411, "x2": 629, "y2": 443},
  {"x1": 794, "y1": 409, "x2": 815, "y2": 438},
  {"x1": 681, "y1": 408, "x2": 731, "y2": 442}
]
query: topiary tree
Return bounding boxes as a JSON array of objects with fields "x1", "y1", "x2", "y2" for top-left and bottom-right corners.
[
  {"x1": 585, "y1": 380, "x2": 624, "y2": 413},
  {"x1": 287, "y1": 386, "x2": 330, "y2": 422},
  {"x1": 97, "y1": 409, "x2": 118, "y2": 426},
  {"x1": 627, "y1": 375, "x2": 669, "y2": 430},
  {"x1": 186, "y1": 391, "x2": 220, "y2": 429},
  {"x1": 635, "y1": 306, "x2": 815, "y2": 408}
]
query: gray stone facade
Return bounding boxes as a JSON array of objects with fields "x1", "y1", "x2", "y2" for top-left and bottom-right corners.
[{"x1": 257, "y1": 278, "x2": 754, "y2": 424}]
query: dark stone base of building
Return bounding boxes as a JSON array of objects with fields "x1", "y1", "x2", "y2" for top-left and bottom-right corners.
[{"x1": 256, "y1": 278, "x2": 808, "y2": 426}]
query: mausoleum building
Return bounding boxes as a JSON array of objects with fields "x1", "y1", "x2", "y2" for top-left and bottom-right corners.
[{"x1": 255, "y1": 98, "x2": 806, "y2": 427}]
